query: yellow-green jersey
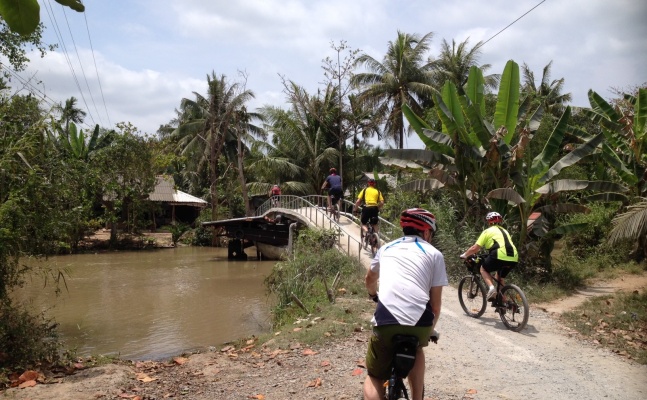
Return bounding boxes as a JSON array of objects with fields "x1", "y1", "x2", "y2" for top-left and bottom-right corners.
[
  {"x1": 357, "y1": 187, "x2": 384, "y2": 207},
  {"x1": 476, "y1": 225, "x2": 518, "y2": 262}
]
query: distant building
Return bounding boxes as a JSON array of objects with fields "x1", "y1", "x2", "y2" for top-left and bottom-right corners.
[{"x1": 148, "y1": 175, "x2": 208, "y2": 227}]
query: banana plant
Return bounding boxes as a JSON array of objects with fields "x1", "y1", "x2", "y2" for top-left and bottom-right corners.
[
  {"x1": 487, "y1": 107, "x2": 626, "y2": 248},
  {"x1": 578, "y1": 88, "x2": 647, "y2": 258},
  {"x1": 383, "y1": 61, "x2": 530, "y2": 214}
]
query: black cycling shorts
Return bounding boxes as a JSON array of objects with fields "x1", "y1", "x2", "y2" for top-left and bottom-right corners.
[
  {"x1": 329, "y1": 187, "x2": 343, "y2": 204},
  {"x1": 361, "y1": 206, "x2": 379, "y2": 225},
  {"x1": 482, "y1": 256, "x2": 517, "y2": 278}
]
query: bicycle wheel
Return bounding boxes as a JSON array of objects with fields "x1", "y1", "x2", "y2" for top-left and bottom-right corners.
[
  {"x1": 333, "y1": 205, "x2": 340, "y2": 223},
  {"x1": 386, "y1": 377, "x2": 405, "y2": 400},
  {"x1": 498, "y1": 284, "x2": 529, "y2": 332},
  {"x1": 369, "y1": 232, "x2": 379, "y2": 257},
  {"x1": 458, "y1": 275, "x2": 487, "y2": 318}
]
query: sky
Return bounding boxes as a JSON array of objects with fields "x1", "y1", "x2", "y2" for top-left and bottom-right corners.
[{"x1": 7, "y1": 0, "x2": 647, "y2": 149}]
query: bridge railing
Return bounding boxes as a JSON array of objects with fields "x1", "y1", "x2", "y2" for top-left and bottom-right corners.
[
  {"x1": 300, "y1": 195, "x2": 399, "y2": 243},
  {"x1": 255, "y1": 195, "x2": 365, "y2": 262},
  {"x1": 256, "y1": 195, "x2": 400, "y2": 261}
]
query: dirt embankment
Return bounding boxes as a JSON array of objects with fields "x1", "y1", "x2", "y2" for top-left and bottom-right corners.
[{"x1": 3, "y1": 274, "x2": 647, "y2": 400}]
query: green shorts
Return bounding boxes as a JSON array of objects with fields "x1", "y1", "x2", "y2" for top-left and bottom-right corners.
[{"x1": 365, "y1": 325, "x2": 432, "y2": 380}]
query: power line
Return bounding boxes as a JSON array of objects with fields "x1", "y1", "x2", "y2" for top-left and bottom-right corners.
[
  {"x1": 61, "y1": 3, "x2": 103, "y2": 127},
  {"x1": 42, "y1": 0, "x2": 96, "y2": 125},
  {"x1": 83, "y1": 9, "x2": 112, "y2": 128},
  {"x1": 477, "y1": 0, "x2": 548, "y2": 49}
]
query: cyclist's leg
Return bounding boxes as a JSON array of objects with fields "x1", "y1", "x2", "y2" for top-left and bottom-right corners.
[
  {"x1": 480, "y1": 255, "x2": 498, "y2": 289},
  {"x1": 360, "y1": 209, "x2": 370, "y2": 236},
  {"x1": 407, "y1": 347, "x2": 426, "y2": 400},
  {"x1": 366, "y1": 207, "x2": 379, "y2": 234}
]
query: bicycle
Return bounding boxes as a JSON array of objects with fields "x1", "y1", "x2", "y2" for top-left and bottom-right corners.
[
  {"x1": 270, "y1": 195, "x2": 280, "y2": 208},
  {"x1": 385, "y1": 331, "x2": 439, "y2": 400},
  {"x1": 327, "y1": 193, "x2": 341, "y2": 223},
  {"x1": 362, "y1": 222, "x2": 379, "y2": 257},
  {"x1": 458, "y1": 254, "x2": 529, "y2": 332}
]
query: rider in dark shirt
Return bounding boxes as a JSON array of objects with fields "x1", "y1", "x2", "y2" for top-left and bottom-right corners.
[{"x1": 321, "y1": 168, "x2": 343, "y2": 212}]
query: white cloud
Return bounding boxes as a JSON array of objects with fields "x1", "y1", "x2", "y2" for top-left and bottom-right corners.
[{"x1": 10, "y1": 0, "x2": 645, "y2": 139}]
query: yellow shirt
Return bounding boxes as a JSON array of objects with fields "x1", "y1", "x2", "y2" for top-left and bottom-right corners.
[
  {"x1": 476, "y1": 225, "x2": 518, "y2": 262},
  {"x1": 357, "y1": 187, "x2": 384, "y2": 207}
]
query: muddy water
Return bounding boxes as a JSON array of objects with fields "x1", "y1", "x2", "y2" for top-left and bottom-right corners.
[{"x1": 15, "y1": 247, "x2": 275, "y2": 361}]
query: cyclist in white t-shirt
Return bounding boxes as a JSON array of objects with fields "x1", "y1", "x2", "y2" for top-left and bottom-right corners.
[{"x1": 363, "y1": 208, "x2": 448, "y2": 400}]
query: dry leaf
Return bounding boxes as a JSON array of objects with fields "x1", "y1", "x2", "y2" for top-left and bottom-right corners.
[
  {"x1": 351, "y1": 368, "x2": 363, "y2": 376},
  {"x1": 221, "y1": 345, "x2": 234, "y2": 352},
  {"x1": 302, "y1": 349, "x2": 318, "y2": 356},
  {"x1": 466, "y1": 388, "x2": 478, "y2": 394},
  {"x1": 135, "y1": 373, "x2": 157, "y2": 383},
  {"x1": 18, "y1": 380, "x2": 37, "y2": 389},
  {"x1": 248, "y1": 395, "x2": 265, "y2": 399},
  {"x1": 320, "y1": 360, "x2": 331, "y2": 367},
  {"x1": 293, "y1": 327, "x2": 302, "y2": 332},
  {"x1": 173, "y1": 357, "x2": 188, "y2": 365},
  {"x1": 18, "y1": 370, "x2": 39, "y2": 383},
  {"x1": 306, "y1": 377, "x2": 322, "y2": 387},
  {"x1": 246, "y1": 339, "x2": 255, "y2": 345}
]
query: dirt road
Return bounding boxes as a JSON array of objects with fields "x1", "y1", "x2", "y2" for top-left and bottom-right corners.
[{"x1": 4, "y1": 275, "x2": 646, "y2": 400}]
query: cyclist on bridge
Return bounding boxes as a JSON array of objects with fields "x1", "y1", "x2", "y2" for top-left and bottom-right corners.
[
  {"x1": 321, "y1": 167, "x2": 343, "y2": 213},
  {"x1": 460, "y1": 211, "x2": 519, "y2": 300},
  {"x1": 364, "y1": 208, "x2": 448, "y2": 400},
  {"x1": 268, "y1": 184, "x2": 281, "y2": 206},
  {"x1": 353, "y1": 177, "x2": 384, "y2": 237}
]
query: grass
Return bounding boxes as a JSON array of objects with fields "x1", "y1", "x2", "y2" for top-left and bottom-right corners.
[{"x1": 561, "y1": 288, "x2": 647, "y2": 364}]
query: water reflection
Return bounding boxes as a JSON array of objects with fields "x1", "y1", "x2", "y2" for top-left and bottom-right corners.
[{"x1": 15, "y1": 247, "x2": 275, "y2": 360}]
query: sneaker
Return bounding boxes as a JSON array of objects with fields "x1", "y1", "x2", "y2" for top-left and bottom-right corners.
[{"x1": 486, "y1": 287, "x2": 496, "y2": 300}]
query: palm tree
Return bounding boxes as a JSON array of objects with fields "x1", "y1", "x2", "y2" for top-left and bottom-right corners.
[
  {"x1": 521, "y1": 61, "x2": 572, "y2": 116},
  {"x1": 53, "y1": 96, "x2": 87, "y2": 133},
  {"x1": 428, "y1": 38, "x2": 499, "y2": 94},
  {"x1": 352, "y1": 31, "x2": 436, "y2": 149},
  {"x1": 172, "y1": 72, "x2": 256, "y2": 220},
  {"x1": 259, "y1": 81, "x2": 339, "y2": 195}
]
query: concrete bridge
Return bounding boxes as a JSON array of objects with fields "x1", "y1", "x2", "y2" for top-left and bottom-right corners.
[{"x1": 202, "y1": 195, "x2": 398, "y2": 267}]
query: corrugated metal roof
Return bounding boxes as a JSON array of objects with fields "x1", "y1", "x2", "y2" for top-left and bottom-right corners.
[{"x1": 149, "y1": 176, "x2": 208, "y2": 207}]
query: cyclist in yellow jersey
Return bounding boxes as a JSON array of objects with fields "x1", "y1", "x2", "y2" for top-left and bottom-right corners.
[
  {"x1": 460, "y1": 212, "x2": 518, "y2": 300},
  {"x1": 353, "y1": 178, "x2": 384, "y2": 235}
]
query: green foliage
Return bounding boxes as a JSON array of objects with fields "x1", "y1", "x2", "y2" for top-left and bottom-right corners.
[
  {"x1": 0, "y1": 301, "x2": 63, "y2": 371},
  {"x1": 0, "y1": 0, "x2": 83, "y2": 36},
  {"x1": 188, "y1": 208, "x2": 214, "y2": 246},
  {"x1": 168, "y1": 223, "x2": 189, "y2": 245},
  {"x1": 426, "y1": 194, "x2": 479, "y2": 282},
  {"x1": 264, "y1": 228, "x2": 363, "y2": 328},
  {"x1": 557, "y1": 202, "x2": 621, "y2": 258}
]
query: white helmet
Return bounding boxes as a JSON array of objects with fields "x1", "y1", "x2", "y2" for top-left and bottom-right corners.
[{"x1": 485, "y1": 212, "x2": 502, "y2": 224}]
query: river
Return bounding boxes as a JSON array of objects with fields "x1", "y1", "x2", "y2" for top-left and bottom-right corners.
[{"x1": 14, "y1": 246, "x2": 276, "y2": 361}]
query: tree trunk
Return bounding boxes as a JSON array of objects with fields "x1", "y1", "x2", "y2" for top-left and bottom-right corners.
[{"x1": 237, "y1": 136, "x2": 251, "y2": 216}]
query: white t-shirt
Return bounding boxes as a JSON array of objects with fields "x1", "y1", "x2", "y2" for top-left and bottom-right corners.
[{"x1": 370, "y1": 235, "x2": 448, "y2": 326}]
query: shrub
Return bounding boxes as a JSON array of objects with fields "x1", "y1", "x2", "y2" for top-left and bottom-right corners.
[
  {"x1": 558, "y1": 202, "x2": 620, "y2": 258},
  {"x1": 0, "y1": 301, "x2": 64, "y2": 374},
  {"x1": 264, "y1": 228, "x2": 363, "y2": 328}
]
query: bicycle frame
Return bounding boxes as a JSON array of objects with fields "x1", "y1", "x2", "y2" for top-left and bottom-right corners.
[{"x1": 458, "y1": 254, "x2": 529, "y2": 331}]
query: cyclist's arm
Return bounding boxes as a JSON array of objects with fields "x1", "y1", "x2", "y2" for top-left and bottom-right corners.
[
  {"x1": 461, "y1": 243, "x2": 482, "y2": 258},
  {"x1": 365, "y1": 268, "x2": 379, "y2": 297},
  {"x1": 429, "y1": 286, "x2": 443, "y2": 331},
  {"x1": 353, "y1": 192, "x2": 363, "y2": 211}
]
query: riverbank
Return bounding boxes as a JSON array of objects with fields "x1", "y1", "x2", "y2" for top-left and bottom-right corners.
[
  {"x1": 3, "y1": 273, "x2": 647, "y2": 400},
  {"x1": 78, "y1": 229, "x2": 175, "y2": 251}
]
